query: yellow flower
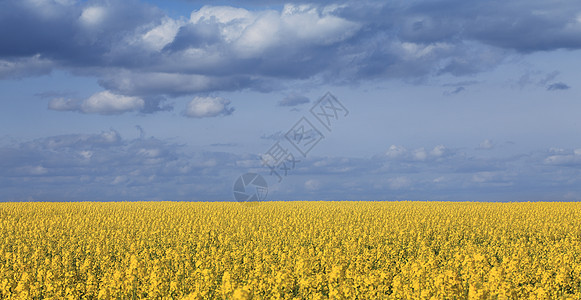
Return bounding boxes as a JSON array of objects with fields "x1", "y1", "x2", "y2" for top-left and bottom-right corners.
[{"x1": 0, "y1": 201, "x2": 579, "y2": 299}]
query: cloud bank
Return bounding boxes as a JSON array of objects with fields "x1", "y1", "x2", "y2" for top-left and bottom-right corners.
[
  {"x1": 1, "y1": 0, "x2": 579, "y2": 109},
  {"x1": 2, "y1": 131, "x2": 580, "y2": 201}
]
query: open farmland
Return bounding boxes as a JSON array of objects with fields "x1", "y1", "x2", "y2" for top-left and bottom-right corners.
[{"x1": 1, "y1": 201, "x2": 580, "y2": 299}]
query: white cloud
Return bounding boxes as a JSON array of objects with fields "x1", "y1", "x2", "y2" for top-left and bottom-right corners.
[
  {"x1": 305, "y1": 179, "x2": 321, "y2": 191},
  {"x1": 430, "y1": 145, "x2": 448, "y2": 157},
  {"x1": 433, "y1": 176, "x2": 445, "y2": 183},
  {"x1": 112, "y1": 175, "x2": 128, "y2": 185},
  {"x1": 40, "y1": 130, "x2": 121, "y2": 150},
  {"x1": 385, "y1": 145, "x2": 407, "y2": 159},
  {"x1": 413, "y1": 148, "x2": 427, "y2": 161},
  {"x1": 80, "y1": 6, "x2": 106, "y2": 26},
  {"x1": 478, "y1": 139, "x2": 495, "y2": 150},
  {"x1": 141, "y1": 18, "x2": 184, "y2": 51},
  {"x1": 234, "y1": 4, "x2": 360, "y2": 57},
  {"x1": 544, "y1": 148, "x2": 581, "y2": 166},
  {"x1": 48, "y1": 98, "x2": 80, "y2": 111},
  {"x1": 100, "y1": 130, "x2": 121, "y2": 143},
  {"x1": 27, "y1": 165, "x2": 48, "y2": 175},
  {"x1": 280, "y1": 4, "x2": 360, "y2": 45},
  {"x1": 189, "y1": 5, "x2": 257, "y2": 46},
  {"x1": 388, "y1": 177, "x2": 411, "y2": 189},
  {"x1": 400, "y1": 42, "x2": 451, "y2": 59},
  {"x1": 99, "y1": 72, "x2": 244, "y2": 97},
  {"x1": 190, "y1": 5, "x2": 253, "y2": 26},
  {"x1": 79, "y1": 151, "x2": 93, "y2": 160},
  {"x1": 233, "y1": 11, "x2": 282, "y2": 58},
  {"x1": 137, "y1": 148, "x2": 162, "y2": 158},
  {"x1": 187, "y1": 4, "x2": 360, "y2": 58},
  {"x1": 184, "y1": 96, "x2": 233, "y2": 118},
  {"x1": 385, "y1": 144, "x2": 452, "y2": 161},
  {"x1": 80, "y1": 91, "x2": 144, "y2": 115}
]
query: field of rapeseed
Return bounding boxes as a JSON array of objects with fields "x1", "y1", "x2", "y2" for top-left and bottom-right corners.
[{"x1": 0, "y1": 201, "x2": 580, "y2": 299}]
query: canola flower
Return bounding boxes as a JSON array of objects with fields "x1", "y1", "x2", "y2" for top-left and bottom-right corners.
[{"x1": 0, "y1": 201, "x2": 580, "y2": 299}]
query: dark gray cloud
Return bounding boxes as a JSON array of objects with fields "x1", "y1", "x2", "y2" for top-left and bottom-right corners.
[
  {"x1": 0, "y1": 0, "x2": 162, "y2": 64},
  {"x1": 442, "y1": 80, "x2": 480, "y2": 95},
  {"x1": 140, "y1": 96, "x2": 174, "y2": 114},
  {"x1": 2, "y1": 0, "x2": 581, "y2": 107},
  {"x1": 442, "y1": 80, "x2": 480, "y2": 87},
  {"x1": 163, "y1": 22, "x2": 222, "y2": 52},
  {"x1": 404, "y1": 0, "x2": 581, "y2": 52},
  {"x1": 514, "y1": 70, "x2": 569, "y2": 90},
  {"x1": 547, "y1": 82, "x2": 571, "y2": 91},
  {"x1": 0, "y1": 55, "x2": 53, "y2": 79},
  {"x1": 278, "y1": 94, "x2": 310, "y2": 107},
  {"x1": 443, "y1": 86, "x2": 465, "y2": 96}
]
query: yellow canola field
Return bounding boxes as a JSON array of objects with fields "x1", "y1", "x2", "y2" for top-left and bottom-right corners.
[{"x1": 0, "y1": 201, "x2": 580, "y2": 299}]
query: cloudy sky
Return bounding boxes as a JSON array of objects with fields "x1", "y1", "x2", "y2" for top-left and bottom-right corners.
[{"x1": 1, "y1": 0, "x2": 580, "y2": 201}]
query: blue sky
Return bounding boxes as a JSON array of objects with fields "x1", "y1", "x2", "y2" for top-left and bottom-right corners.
[{"x1": 0, "y1": 0, "x2": 580, "y2": 201}]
